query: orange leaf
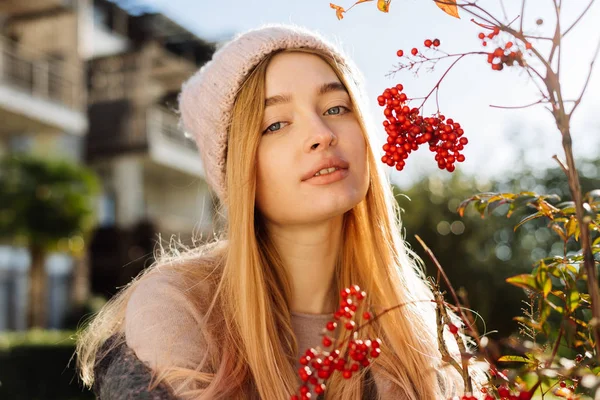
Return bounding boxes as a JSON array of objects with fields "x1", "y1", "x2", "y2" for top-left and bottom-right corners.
[
  {"x1": 330, "y1": 3, "x2": 346, "y2": 19},
  {"x1": 377, "y1": 0, "x2": 391, "y2": 12},
  {"x1": 434, "y1": 0, "x2": 460, "y2": 18}
]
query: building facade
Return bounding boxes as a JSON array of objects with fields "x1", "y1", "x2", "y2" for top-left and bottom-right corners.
[{"x1": 0, "y1": 0, "x2": 219, "y2": 330}]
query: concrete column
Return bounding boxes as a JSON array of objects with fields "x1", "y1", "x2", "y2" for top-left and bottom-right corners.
[{"x1": 112, "y1": 156, "x2": 145, "y2": 229}]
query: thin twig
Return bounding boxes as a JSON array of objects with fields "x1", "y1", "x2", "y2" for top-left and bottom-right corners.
[
  {"x1": 489, "y1": 99, "x2": 544, "y2": 109},
  {"x1": 523, "y1": 35, "x2": 554, "y2": 41},
  {"x1": 415, "y1": 235, "x2": 481, "y2": 342},
  {"x1": 417, "y1": 54, "x2": 468, "y2": 111},
  {"x1": 563, "y1": 0, "x2": 596, "y2": 37},
  {"x1": 570, "y1": 35, "x2": 600, "y2": 116},
  {"x1": 433, "y1": 283, "x2": 473, "y2": 394},
  {"x1": 499, "y1": 0, "x2": 508, "y2": 21},
  {"x1": 552, "y1": 154, "x2": 569, "y2": 176},
  {"x1": 519, "y1": 0, "x2": 526, "y2": 33}
]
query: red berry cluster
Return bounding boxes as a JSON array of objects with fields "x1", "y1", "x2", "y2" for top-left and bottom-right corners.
[
  {"x1": 485, "y1": 42, "x2": 525, "y2": 71},
  {"x1": 424, "y1": 38, "x2": 441, "y2": 48},
  {"x1": 397, "y1": 38, "x2": 441, "y2": 57},
  {"x1": 477, "y1": 26, "x2": 501, "y2": 47},
  {"x1": 477, "y1": 26, "x2": 530, "y2": 70},
  {"x1": 377, "y1": 84, "x2": 467, "y2": 172},
  {"x1": 291, "y1": 285, "x2": 381, "y2": 400},
  {"x1": 494, "y1": 385, "x2": 532, "y2": 400},
  {"x1": 448, "y1": 383, "x2": 532, "y2": 400}
]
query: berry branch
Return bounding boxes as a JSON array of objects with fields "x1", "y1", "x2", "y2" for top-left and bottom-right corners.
[
  {"x1": 325, "y1": 0, "x2": 600, "y2": 397},
  {"x1": 433, "y1": 279, "x2": 474, "y2": 394}
]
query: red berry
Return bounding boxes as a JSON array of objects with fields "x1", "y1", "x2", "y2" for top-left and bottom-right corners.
[
  {"x1": 478, "y1": 32, "x2": 485, "y2": 39},
  {"x1": 448, "y1": 323, "x2": 459, "y2": 334},
  {"x1": 396, "y1": 49, "x2": 404, "y2": 57},
  {"x1": 424, "y1": 39, "x2": 432, "y2": 47},
  {"x1": 433, "y1": 38, "x2": 440, "y2": 47},
  {"x1": 342, "y1": 370, "x2": 352, "y2": 379},
  {"x1": 411, "y1": 48, "x2": 418, "y2": 56},
  {"x1": 315, "y1": 383, "x2": 326, "y2": 394},
  {"x1": 518, "y1": 390, "x2": 531, "y2": 400}
]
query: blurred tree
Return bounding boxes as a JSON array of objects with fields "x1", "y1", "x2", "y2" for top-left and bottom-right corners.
[
  {"x1": 0, "y1": 154, "x2": 100, "y2": 328},
  {"x1": 394, "y1": 157, "x2": 600, "y2": 341}
]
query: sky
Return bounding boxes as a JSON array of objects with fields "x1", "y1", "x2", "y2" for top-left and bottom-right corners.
[{"x1": 131, "y1": 0, "x2": 600, "y2": 189}]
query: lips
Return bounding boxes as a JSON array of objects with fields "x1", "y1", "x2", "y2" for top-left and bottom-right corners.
[{"x1": 302, "y1": 156, "x2": 350, "y2": 181}]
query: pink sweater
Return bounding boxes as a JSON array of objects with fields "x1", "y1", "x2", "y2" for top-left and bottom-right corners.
[{"x1": 124, "y1": 272, "x2": 446, "y2": 399}]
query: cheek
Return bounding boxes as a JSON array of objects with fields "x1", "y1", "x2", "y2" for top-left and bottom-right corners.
[{"x1": 255, "y1": 143, "x2": 289, "y2": 207}]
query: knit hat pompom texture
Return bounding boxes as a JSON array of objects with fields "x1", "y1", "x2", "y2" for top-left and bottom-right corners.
[{"x1": 178, "y1": 23, "x2": 363, "y2": 204}]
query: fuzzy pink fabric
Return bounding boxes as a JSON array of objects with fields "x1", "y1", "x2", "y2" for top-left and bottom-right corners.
[{"x1": 177, "y1": 23, "x2": 362, "y2": 204}]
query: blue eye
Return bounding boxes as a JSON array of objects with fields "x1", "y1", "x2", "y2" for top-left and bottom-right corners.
[
  {"x1": 326, "y1": 106, "x2": 349, "y2": 115},
  {"x1": 264, "y1": 122, "x2": 283, "y2": 133}
]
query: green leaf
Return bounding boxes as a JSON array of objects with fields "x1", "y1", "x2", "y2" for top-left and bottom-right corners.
[
  {"x1": 550, "y1": 224, "x2": 567, "y2": 241},
  {"x1": 565, "y1": 216, "x2": 578, "y2": 239},
  {"x1": 567, "y1": 290, "x2": 581, "y2": 312},
  {"x1": 506, "y1": 274, "x2": 538, "y2": 292},
  {"x1": 515, "y1": 212, "x2": 543, "y2": 231},
  {"x1": 487, "y1": 199, "x2": 508, "y2": 215},
  {"x1": 580, "y1": 293, "x2": 591, "y2": 304},
  {"x1": 474, "y1": 199, "x2": 488, "y2": 218},
  {"x1": 569, "y1": 315, "x2": 587, "y2": 328},
  {"x1": 519, "y1": 191, "x2": 538, "y2": 197},
  {"x1": 539, "y1": 302, "x2": 552, "y2": 326},
  {"x1": 545, "y1": 297, "x2": 564, "y2": 314},
  {"x1": 542, "y1": 274, "x2": 552, "y2": 298},
  {"x1": 535, "y1": 263, "x2": 552, "y2": 298},
  {"x1": 497, "y1": 355, "x2": 531, "y2": 363},
  {"x1": 508, "y1": 195, "x2": 537, "y2": 218},
  {"x1": 457, "y1": 196, "x2": 479, "y2": 217}
]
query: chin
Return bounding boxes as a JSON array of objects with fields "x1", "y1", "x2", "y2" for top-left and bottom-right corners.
[{"x1": 313, "y1": 195, "x2": 360, "y2": 218}]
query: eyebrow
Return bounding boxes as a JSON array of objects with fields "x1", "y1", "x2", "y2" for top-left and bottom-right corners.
[{"x1": 264, "y1": 81, "x2": 348, "y2": 108}]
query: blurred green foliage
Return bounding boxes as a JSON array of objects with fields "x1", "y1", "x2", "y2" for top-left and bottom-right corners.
[
  {"x1": 0, "y1": 153, "x2": 100, "y2": 251},
  {"x1": 394, "y1": 157, "x2": 600, "y2": 340},
  {"x1": 0, "y1": 330, "x2": 93, "y2": 400}
]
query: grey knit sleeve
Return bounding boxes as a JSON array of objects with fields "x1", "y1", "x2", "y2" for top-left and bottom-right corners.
[{"x1": 93, "y1": 334, "x2": 178, "y2": 400}]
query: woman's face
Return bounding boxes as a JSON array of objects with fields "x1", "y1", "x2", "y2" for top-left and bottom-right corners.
[{"x1": 255, "y1": 51, "x2": 369, "y2": 225}]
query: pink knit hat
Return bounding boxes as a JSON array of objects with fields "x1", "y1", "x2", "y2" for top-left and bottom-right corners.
[{"x1": 178, "y1": 23, "x2": 364, "y2": 204}]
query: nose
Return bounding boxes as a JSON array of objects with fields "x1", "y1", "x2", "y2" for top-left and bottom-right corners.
[{"x1": 304, "y1": 115, "x2": 338, "y2": 152}]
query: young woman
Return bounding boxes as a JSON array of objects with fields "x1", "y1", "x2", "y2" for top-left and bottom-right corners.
[{"x1": 76, "y1": 23, "x2": 478, "y2": 399}]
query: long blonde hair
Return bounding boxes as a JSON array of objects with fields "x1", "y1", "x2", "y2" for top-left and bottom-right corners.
[{"x1": 76, "y1": 47, "x2": 472, "y2": 399}]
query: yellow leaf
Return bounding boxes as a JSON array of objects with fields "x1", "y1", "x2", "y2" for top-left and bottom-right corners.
[
  {"x1": 434, "y1": 0, "x2": 460, "y2": 18},
  {"x1": 330, "y1": 3, "x2": 346, "y2": 19},
  {"x1": 566, "y1": 216, "x2": 577, "y2": 238},
  {"x1": 377, "y1": 0, "x2": 391, "y2": 12}
]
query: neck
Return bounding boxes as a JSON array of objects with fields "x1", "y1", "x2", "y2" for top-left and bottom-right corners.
[{"x1": 264, "y1": 215, "x2": 343, "y2": 315}]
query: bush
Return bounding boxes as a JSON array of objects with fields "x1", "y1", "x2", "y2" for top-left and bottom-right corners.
[{"x1": 0, "y1": 330, "x2": 93, "y2": 400}]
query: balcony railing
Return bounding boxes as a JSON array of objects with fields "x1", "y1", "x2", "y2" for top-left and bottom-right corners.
[
  {"x1": 147, "y1": 106, "x2": 197, "y2": 152},
  {"x1": 0, "y1": 37, "x2": 81, "y2": 110}
]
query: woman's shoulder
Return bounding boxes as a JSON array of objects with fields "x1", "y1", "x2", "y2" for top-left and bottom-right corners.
[{"x1": 125, "y1": 252, "x2": 223, "y2": 371}]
